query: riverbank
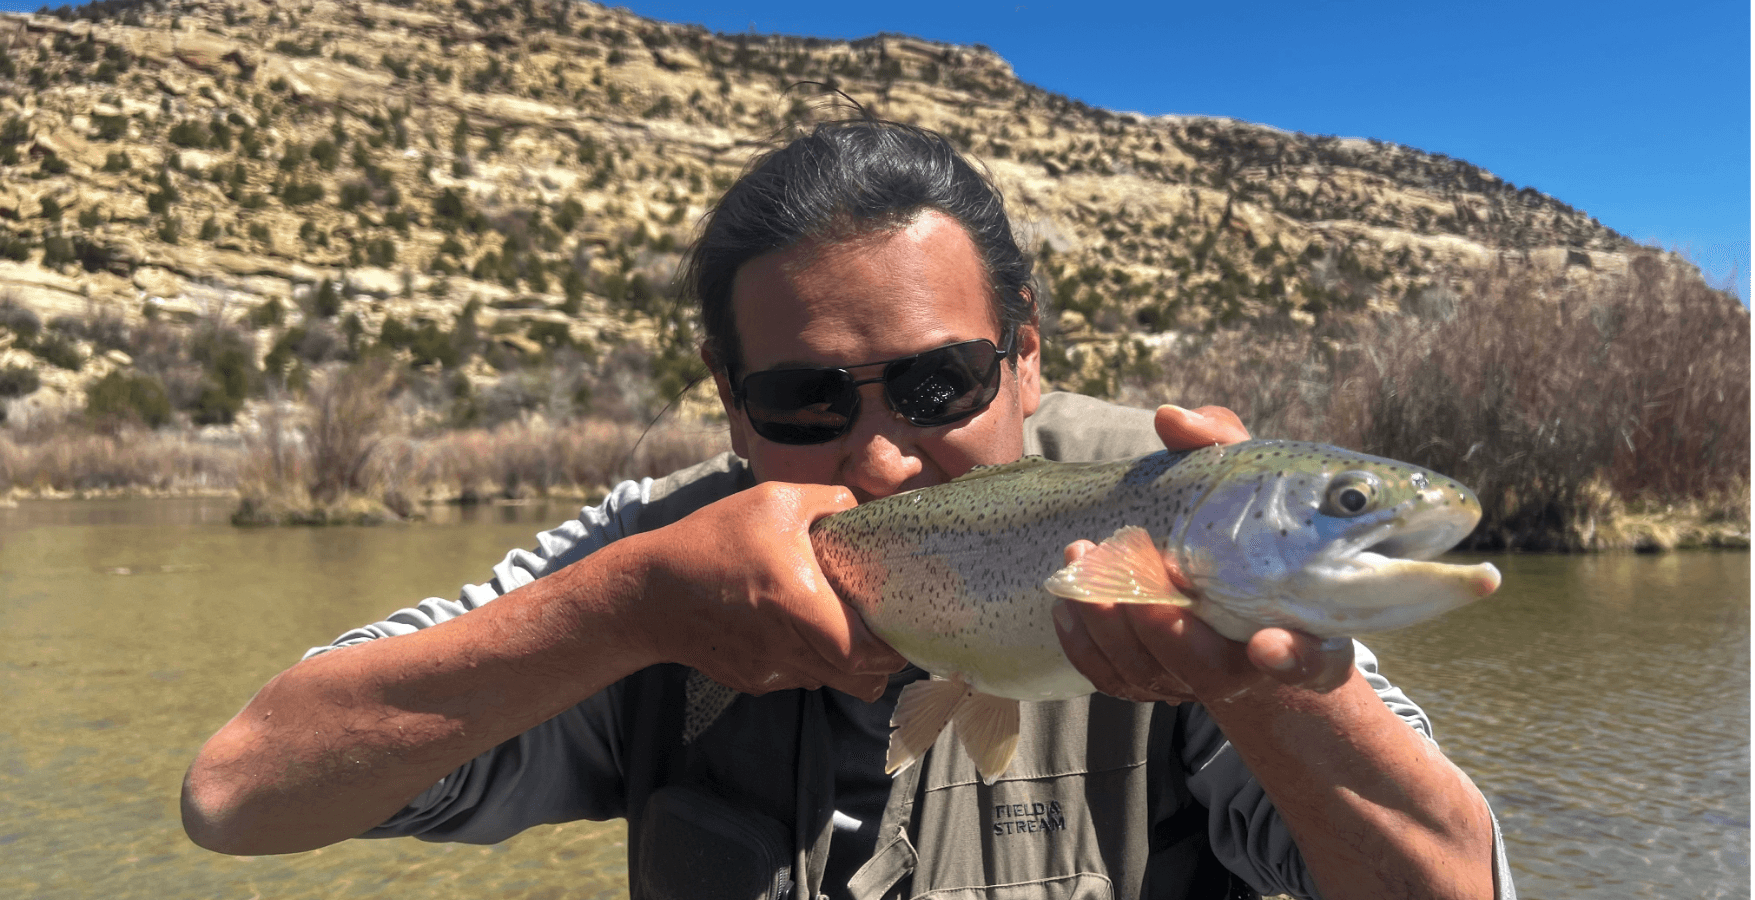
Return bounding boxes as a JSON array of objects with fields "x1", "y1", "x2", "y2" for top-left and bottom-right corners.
[
  {"x1": 0, "y1": 411, "x2": 733, "y2": 522},
  {"x1": 0, "y1": 419, "x2": 1744, "y2": 550},
  {"x1": 3, "y1": 257, "x2": 1747, "y2": 548}
]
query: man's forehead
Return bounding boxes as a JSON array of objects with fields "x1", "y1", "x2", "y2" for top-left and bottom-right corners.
[
  {"x1": 770, "y1": 210, "x2": 937, "y2": 275},
  {"x1": 729, "y1": 211, "x2": 1004, "y2": 367}
]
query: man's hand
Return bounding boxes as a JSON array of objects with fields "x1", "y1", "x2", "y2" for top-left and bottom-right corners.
[
  {"x1": 1153, "y1": 403, "x2": 1249, "y2": 448},
  {"x1": 1054, "y1": 403, "x2": 1355, "y2": 704},
  {"x1": 1057, "y1": 403, "x2": 1495, "y2": 899},
  {"x1": 629, "y1": 482, "x2": 907, "y2": 701}
]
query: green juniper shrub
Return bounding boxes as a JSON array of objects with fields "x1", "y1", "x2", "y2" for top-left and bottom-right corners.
[
  {"x1": 311, "y1": 278, "x2": 342, "y2": 318},
  {"x1": 280, "y1": 179, "x2": 324, "y2": 205},
  {"x1": 364, "y1": 237, "x2": 396, "y2": 267},
  {"x1": 310, "y1": 138, "x2": 339, "y2": 171},
  {"x1": 168, "y1": 119, "x2": 209, "y2": 148},
  {"x1": 247, "y1": 298, "x2": 284, "y2": 329},
  {"x1": 40, "y1": 233, "x2": 77, "y2": 269},
  {"x1": 377, "y1": 315, "x2": 457, "y2": 368},
  {"x1": 86, "y1": 369, "x2": 171, "y2": 428},
  {"x1": 526, "y1": 320, "x2": 573, "y2": 352},
  {"x1": 0, "y1": 233, "x2": 31, "y2": 262},
  {"x1": 0, "y1": 363, "x2": 39, "y2": 398},
  {"x1": 189, "y1": 328, "x2": 258, "y2": 425},
  {"x1": 27, "y1": 325, "x2": 81, "y2": 369}
]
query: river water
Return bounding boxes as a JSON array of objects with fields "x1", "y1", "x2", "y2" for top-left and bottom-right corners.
[{"x1": 0, "y1": 498, "x2": 1746, "y2": 899}]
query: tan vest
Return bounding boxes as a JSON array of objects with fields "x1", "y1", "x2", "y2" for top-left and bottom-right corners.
[{"x1": 618, "y1": 394, "x2": 1246, "y2": 900}]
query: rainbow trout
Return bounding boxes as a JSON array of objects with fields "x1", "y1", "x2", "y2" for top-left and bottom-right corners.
[{"x1": 812, "y1": 440, "x2": 1501, "y2": 783}]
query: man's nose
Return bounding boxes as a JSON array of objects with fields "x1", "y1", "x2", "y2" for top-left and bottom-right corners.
[{"x1": 840, "y1": 385, "x2": 926, "y2": 501}]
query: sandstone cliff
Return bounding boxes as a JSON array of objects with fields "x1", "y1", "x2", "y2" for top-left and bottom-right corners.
[{"x1": 0, "y1": 0, "x2": 1736, "y2": 427}]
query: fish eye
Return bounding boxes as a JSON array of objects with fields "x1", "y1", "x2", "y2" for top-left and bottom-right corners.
[{"x1": 1322, "y1": 471, "x2": 1381, "y2": 517}]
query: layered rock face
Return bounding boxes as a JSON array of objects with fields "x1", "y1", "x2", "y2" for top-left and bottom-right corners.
[{"x1": 0, "y1": 0, "x2": 1731, "y2": 420}]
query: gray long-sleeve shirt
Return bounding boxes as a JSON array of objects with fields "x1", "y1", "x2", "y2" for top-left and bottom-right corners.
[{"x1": 308, "y1": 392, "x2": 1515, "y2": 899}]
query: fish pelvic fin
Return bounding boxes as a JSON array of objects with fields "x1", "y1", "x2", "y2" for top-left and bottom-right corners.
[
  {"x1": 886, "y1": 674, "x2": 1024, "y2": 784},
  {"x1": 951, "y1": 690, "x2": 1021, "y2": 785},
  {"x1": 1044, "y1": 525, "x2": 1195, "y2": 607},
  {"x1": 886, "y1": 674, "x2": 971, "y2": 776}
]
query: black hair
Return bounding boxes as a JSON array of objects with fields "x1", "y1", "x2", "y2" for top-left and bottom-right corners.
[{"x1": 682, "y1": 117, "x2": 1036, "y2": 381}]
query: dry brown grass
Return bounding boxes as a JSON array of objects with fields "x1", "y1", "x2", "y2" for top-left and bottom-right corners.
[
  {"x1": 0, "y1": 427, "x2": 237, "y2": 497},
  {"x1": 1146, "y1": 253, "x2": 1750, "y2": 550},
  {"x1": 231, "y1": 361, "x2": 733, "y2": 523},
  {"x1": 4, "y1": 256, "x2": 1743, "y2": 549},
  {"x1": 387, "y1": 417, "x2": 731, "y2": 505}
]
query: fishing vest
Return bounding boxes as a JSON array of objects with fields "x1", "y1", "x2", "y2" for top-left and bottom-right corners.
[{"x1": 612, "y1": 394, "x2": 1248, "y2": 899}]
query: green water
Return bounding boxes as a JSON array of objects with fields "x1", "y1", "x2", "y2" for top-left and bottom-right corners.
[{"x1": 0, "y1": 498, "x2": 1747, "y2": 899}]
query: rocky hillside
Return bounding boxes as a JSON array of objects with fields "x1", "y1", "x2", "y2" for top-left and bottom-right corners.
[{"x1": 0, "y1": 0, "x2": 1733, "y2": 430}]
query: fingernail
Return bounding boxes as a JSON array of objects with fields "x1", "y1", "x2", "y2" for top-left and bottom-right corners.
[
  {"x1": 1161, "y1": 403, "x2": 1191, "y2": 417},
  {"x1": 1265, "y1": 653, "x2": 1301, "y2": 675},
  {"x1": 1051, "y1": 602, "x2": 1074, "y2": 633}
]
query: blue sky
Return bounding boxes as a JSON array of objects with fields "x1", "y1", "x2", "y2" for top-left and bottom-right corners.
[{"x1": 7, "y1": 0, "x2": 1748, "y2": 298}]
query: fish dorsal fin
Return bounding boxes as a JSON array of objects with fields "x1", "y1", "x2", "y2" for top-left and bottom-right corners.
[{"x1": 950, "y1": 456, "x2": 1055, "y2": 483}]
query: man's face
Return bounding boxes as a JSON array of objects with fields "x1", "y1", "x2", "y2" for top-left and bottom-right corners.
[{"x1": 713, "y1": 210, "x2": 1042, "y2": 502}]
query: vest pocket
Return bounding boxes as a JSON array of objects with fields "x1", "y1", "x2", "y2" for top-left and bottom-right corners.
[
  {"x1": 634, "y1": 783, "x2": 793, "y2": 900},
  {"x1": 846, "y1": 831, "x2": 1117, "y2": 900}
]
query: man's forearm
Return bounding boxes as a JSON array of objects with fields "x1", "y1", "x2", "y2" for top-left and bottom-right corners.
[
  {"x1": 1207, "y1": 673, "x2": 1497, "y2": 900},
  {"x1": 181, "y1": 535, "x2": 660, "y2": 856}
]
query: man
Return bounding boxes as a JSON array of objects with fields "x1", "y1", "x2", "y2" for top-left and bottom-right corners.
[{"x1": 183, "y1": 118, "x2": 1512, "y2": 899}]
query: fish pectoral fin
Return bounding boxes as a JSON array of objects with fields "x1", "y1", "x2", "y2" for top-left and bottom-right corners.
[
  {"x1": 950, "y1": 691, "x2": 1021, "y2": 785},
  {"x1": 1043, "y1": 525, "x2": 1194, "y2": 606},
  {"x1": 886, "y1": 675, "x2": 971, "y2": 776}
]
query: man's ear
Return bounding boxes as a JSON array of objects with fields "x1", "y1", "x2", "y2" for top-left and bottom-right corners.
[
  {"x1": 1014, "y1": 316, "x2": 1042, "y2": 418},
  {"x1": 704, "y1": 345, "x2": 751, "y2": 459}
]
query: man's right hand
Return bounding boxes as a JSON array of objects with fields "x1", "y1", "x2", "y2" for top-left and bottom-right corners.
[
  {"x1": 183, "y1": 479, "x2": 906, "y2": 855},
  {"x1": 624, "y1": 482, "x2": 907, "y2": 701}
]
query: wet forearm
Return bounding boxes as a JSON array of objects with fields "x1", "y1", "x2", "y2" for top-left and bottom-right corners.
[
  {"x1": 1207, "y1": 673, "x2": 1496, "y2": 900},
  {"x1": 181, "y1": 535, "x2": 661, "y2": 855}
]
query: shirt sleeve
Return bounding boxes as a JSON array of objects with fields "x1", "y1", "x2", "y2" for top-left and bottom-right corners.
[
  {"x1": 301, "y1": 478, "x2": 657, "y2": 844},
  {"x1": 1178, "y1": 641, "x2": 1517, "y2": 899}
]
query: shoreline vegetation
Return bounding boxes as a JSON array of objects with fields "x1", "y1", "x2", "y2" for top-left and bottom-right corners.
[{"x1": 0, "y1": 263, "x2": 1747, "y2": 552}]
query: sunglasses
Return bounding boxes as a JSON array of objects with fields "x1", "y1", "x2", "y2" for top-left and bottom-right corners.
[{"x1": 733, "y1": 331, "x2": 1015, "y2": 445}]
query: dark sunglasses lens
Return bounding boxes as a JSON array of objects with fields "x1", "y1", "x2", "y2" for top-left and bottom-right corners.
[
  {"x1": 885, "y1": 341, "x2": 1002, "y2": 424},
  {"x1": 741, "y1": 368, "x2": 856, "y2": 444}
]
